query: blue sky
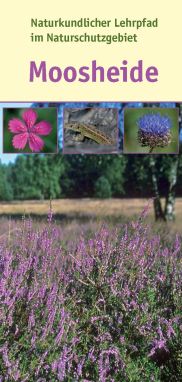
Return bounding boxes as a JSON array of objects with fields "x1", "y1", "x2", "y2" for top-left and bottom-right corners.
[{"x1": 0, "y1": 103, "x2": 31, "y2": 164}]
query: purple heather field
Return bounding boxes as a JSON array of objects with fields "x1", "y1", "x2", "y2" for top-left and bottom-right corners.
[{"x1": 0, "y1": 205, "x2": 181, "y2": 381}]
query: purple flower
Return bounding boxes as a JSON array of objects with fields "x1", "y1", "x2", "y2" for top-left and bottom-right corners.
[
  {"x1": 137, "y1": 112, "x2": 172, "y2": 152},
  {"x1": 149, "y1": 338, "x2": 169, "y2": 360}
]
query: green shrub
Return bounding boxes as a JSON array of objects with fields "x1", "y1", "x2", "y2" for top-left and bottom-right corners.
[{"x1": 94, "y1": 176, "x2": 112, "y2": 198}]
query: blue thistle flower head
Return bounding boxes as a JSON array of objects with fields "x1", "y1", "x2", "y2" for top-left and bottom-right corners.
[
  {"x1": 137, "y1": 112, "x2": 172, "y2": 151},
  {"x1": 138, "y1": 113, "x2": 172, "y2": 135}
]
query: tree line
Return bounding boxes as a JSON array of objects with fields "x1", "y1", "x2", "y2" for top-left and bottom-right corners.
[{"x1": 0, "y1": 153, "x2": 182, "y2": 221}]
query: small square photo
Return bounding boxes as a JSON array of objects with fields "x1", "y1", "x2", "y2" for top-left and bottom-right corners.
[
  {"x1": 3, "y1": 107, "x2": 58, "y2": 153},
  {"x1": 124, "y1": 108, "x2": 179, "y2": 154},
  {"x1": 63, "y1": 107, "x2": 118, "y2": 154}
]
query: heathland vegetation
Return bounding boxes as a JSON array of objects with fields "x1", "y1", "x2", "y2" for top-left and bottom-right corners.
[
  {"x1": 0, "y1": 102, "x2": 182, "y2": 380},
  {"x1": 0, "y1": 210, "x2": 181, "y2": 381}
]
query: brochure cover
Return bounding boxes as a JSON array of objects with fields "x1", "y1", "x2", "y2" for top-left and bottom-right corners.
[{"x1": 0, "y1": 1, "x2": 181, "y2": 381}]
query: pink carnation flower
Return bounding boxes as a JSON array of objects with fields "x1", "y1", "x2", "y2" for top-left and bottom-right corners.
[{"x1": 8, "y1": 109, "x2": 52, "y2": 152}]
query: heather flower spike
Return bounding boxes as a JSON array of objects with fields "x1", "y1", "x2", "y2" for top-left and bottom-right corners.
[
  {"x1": 137, "y1": 112, "x2": 172, "y2": 153},
  {"x1": 8, "y1": 109, "x2": 52, "y2": 152}
]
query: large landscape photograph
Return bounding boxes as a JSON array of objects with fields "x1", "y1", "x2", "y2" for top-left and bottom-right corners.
[{"x1": 0, "y1": 102, "x2": 181, "y2": 381}]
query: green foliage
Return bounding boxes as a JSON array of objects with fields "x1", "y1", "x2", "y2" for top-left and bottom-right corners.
[
  {"x1": 94, "y1": 176, "x2": 112, "y2": 198},
  {"x1": 62, "y1": 155, "x2": 126, "y2": 197},
  {"x1": 0, "y1": 153, "x2": 182, "y2": 201},
  {"x1": 102, "y1": 155, "x2": 126, "y2": 195},
  {"x1": 0, "y1": 162, "x2": 13, "y2": 201},
  {"x1": 9, "y1": 155, "x2": 64, "y2": 200},
  {"x1": 124, "y1": 155, "x2": 152, "y2": 197}
]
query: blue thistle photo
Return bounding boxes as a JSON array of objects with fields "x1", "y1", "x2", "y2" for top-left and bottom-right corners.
[
  {"x1": 137, "y1": 112, "x2": 172, "y2": 153},
  {"x1": 124, "y1": 108, "x2": 179, "y2": 154}
]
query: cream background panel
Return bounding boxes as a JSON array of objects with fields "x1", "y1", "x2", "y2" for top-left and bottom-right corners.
[{"x1": 0, "y1": 0, "x2": 181, "y2": 101}]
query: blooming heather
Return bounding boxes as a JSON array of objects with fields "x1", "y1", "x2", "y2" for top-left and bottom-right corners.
[
  {"x1": 8, "y1": 109, "x2": 52, "y2": 152},
  {"x1": 137, "y1": 112, "x2": 172, "y2": 152},
  {"x1": 0, "y1": 213, "x2": 181, "y2": 381}
]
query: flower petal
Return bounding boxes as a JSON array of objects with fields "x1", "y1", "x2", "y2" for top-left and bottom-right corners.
[
  {"x1": 33, "y1": 121, "x2": 52, "y2": 135},
  {"x1": 28, "y1": 133, "x2": 44, "y2": 152},
  {"x1": 8, "y1": 118, "x2": 27, "y2": 133},
  {"x1": 12, "y1": 133, "x2": 28, "y2": 150},
  {"x1": 22, "y1": 109, "x2": 37, "y2": 129}
]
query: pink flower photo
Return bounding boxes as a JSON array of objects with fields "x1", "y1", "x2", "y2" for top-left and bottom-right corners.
[{"x1": 4, "y1": 107, "x2": 58, "y2": 153}]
